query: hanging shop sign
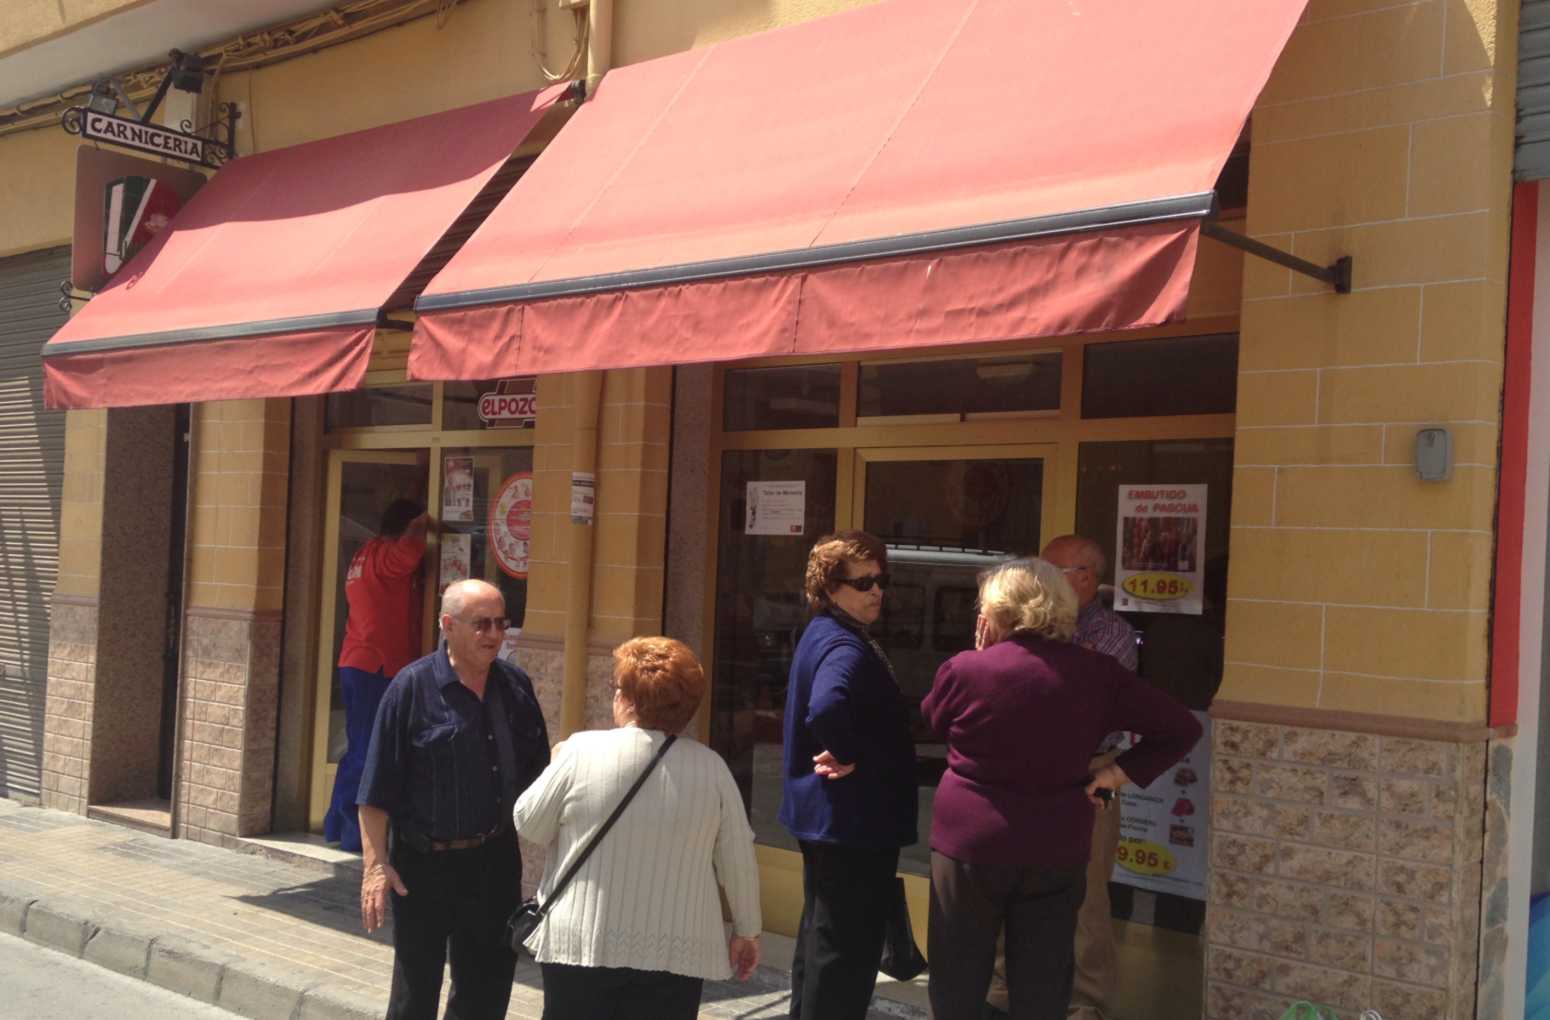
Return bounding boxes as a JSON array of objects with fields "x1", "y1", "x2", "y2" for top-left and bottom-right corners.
[
  {"x1": 745, "y1": 481, "x2": 806, "y2": 536},
  {"x1": 490, "y1": 471, "x2": 534, "y2": 578},
  {"x1": 1113, "y1": 483, "x2": 1206, "y2": 615},
  {"x1": 1109, "y1": 711, "x2": 1211, "y2": 900},
  {"x1": 70, "y1": 147, "x2": 205, "y2": 293},
  {"x1": 477, "y1": 378, "x2": 538, "y2": 428},
  {"x1": 64, "y1": 107, "x2": 230, "y2": 169},
  {"x1": 442, "y1": 455, "x2": 475, "y2": 523}
]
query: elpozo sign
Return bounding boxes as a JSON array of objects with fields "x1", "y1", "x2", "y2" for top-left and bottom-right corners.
[{"x1": 74, "y1": 110, "x2": 220, "y2": 169}]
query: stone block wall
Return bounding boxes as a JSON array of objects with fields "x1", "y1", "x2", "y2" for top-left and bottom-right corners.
[
  {"x1": 39, "y1": 599, "x2": 97, "y2": 813},
  {"x1": 176, "y1": 609, "x2": 284, "y2": 845},
  {"x1": 1206, "y1": 718, "x2": 1488, "y2": 1019}
]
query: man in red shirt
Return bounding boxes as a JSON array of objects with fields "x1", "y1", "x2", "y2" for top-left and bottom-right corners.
[{"x1": 325, "y1": 499, "x2": 429, "y2": 852}]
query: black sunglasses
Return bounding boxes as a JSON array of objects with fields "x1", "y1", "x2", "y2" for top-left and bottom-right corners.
[{"x1": 838, "y1": 573, "x2": 890, "y2": 592}]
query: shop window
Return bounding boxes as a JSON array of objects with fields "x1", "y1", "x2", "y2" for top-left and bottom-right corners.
[
  {"x1": 434, "y1": 448, "x2": 535, "y2": 634},
  {"x1": 863, "y1": 455, "x2": 1045, "y2": 876},
  {"x1": 1082, "y1": 334, "x2": 1238, "y2": 419},
  {"x1": 723, "y1": 364, "x2": 842, "y2": 431},
  {"x1": 442, "y1": 377, "x2": 538, "y2": 432},
  {"x1": 325, "y1": 384, "x2": 433, "y2": 429},
  {"x1": 859, "y1": 353, "x2": 1061, "y2": 418},
  {"x1": 1075, "y1": 438, "x2": 1233, "y2": 937},
  {"x1": 710, "y1": 449, "x2": 839, "y2": 852}
]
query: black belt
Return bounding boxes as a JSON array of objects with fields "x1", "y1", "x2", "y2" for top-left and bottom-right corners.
[{"x1": 396, "y1": 825, "x2": 507, "y2": 854}]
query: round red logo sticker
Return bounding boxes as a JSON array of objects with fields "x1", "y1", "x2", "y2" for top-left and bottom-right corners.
[{"x1": 489, "y1": 471, "x2": 534, "y2": 579}]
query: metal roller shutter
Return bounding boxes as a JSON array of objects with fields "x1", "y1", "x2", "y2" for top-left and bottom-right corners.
[
  {"x1": 1518, "y1": 0, "x2": 1550, "y2": 179},
  {"x1": 0, "y1": 247, "x2": 68, "y2": 801}
]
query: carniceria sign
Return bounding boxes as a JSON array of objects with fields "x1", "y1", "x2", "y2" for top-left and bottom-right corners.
[{"x1": 64, "y1": 108, "x2": 231, "y2": 170}]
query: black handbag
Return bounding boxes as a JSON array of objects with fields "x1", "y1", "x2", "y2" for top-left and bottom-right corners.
[
  {"x1": 504, "y1": 733, "x2": 677, "y2": 957},
  {"x1": 878, "y1": 876, "x2": 927, "y2": 980}
]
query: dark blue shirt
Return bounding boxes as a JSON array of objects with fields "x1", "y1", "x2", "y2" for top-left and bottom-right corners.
[
  {"x1": 357, "y1": 647, "x2": 549, "y2": 840},
  {"x1": 778, "y1": 613, "x2": 918, "y2": 849}
]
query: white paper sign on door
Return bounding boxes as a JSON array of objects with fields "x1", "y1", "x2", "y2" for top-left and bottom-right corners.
[
  {"x1": 439, "y1": 532, "x2": 471, "y2": 591},
  {"x1": 746, "y1": 481, "x2": 805, "y2": 536},
  {"x1": 1113, "y1": 483, "x2": 1206, "y2": 615},
  {"x1": 442, "y1": 456, "x2": 474, "y2": 524},
  {"x1": 1109, "y1": 711, "x2": 1211, "y2": 900}
]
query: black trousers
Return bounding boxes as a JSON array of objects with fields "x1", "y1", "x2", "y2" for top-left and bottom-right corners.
[
  {"x1": 789, "y1": 840, "x2": 900, "y2": 1020},
  {"x1": 540, "y1": 962, "x2": 703, "y2": 1020},
  {"x1": 386, "y1": 829, "x2": 521, "y2": 1020},
  {"x1": 928, "y1": 851, "x2": 1086, "y2": 1020}
]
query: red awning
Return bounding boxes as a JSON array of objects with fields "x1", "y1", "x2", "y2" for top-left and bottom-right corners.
[
  {"x1": 411, "y1": 0, "x2": 1307, "y2": 379},
  {"x1": 43, "y1": 85, "x2": 572, "y2": 409}
]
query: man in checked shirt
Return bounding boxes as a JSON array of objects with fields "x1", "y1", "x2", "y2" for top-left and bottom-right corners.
[{"x1": 986, "y1": 534, "x2": 1137, "y2": 1020}]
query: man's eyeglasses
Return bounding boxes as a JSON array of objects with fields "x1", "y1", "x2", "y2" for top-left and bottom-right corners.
[
  {"x1": 838, "y1": 573, "x2": 889, "y2": 592},
  {"x1": 458, "y1": 615, "x2": 510, "y2": 634},
  {"x1": 1060, "y1": 565, "x2": 1091, "y2": 576}
]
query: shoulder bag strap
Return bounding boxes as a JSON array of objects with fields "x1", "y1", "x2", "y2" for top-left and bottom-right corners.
[{"x1": 535, "y1": 733, "x2": 677, "y2": 916}]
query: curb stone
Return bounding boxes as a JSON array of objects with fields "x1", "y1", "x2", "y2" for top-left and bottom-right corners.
[
  {"x1": 217, "y1": 956, "x2": 313, "y2": 1020},
  {"x1": 23, "y1": 896, "x2": 101, "y2": 956},
  {"x1": 83, "y1": 921, "x2": 157, "y2": 978},
  {"x1": 297, "y1": 979, "x2": 386, "y2": 1020},
  {"x1": 147, "y1": 934, "x2": 244, "y2": 1004},
  {"x1": 0, "y1": 889, "x2": 36, "y2": 937}
]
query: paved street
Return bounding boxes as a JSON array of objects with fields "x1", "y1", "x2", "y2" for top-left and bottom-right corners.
[
  {"x1": 0, "y1": 800, "x2": 923, "y2": 1019},
  {"x1": 0, "y1": 932, "x2": 242, "y2": 1019}
]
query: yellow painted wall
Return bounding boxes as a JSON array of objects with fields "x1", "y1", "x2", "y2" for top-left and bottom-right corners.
[
  {"x1": 1218, "y1": 0, "x2": 1515, "y2": 724},
  {"x1": 614, "y1": 0, "x2": 881, "y2": 65},
  {"x1": 186, "y1": 399, "x2": 291, "y2": 613},
  {"x1": 522, "y1": 367, "x2": 672, "y2": 644},
  {"x1": 0, "y1": 126, "x2": 79, "y2": 258},
  {"x1": 56, "y1": 409, "x2": 107, "y2": 599}
]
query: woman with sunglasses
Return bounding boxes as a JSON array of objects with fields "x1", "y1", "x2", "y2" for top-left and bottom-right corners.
[
  {"x1": 921, "y1": 558, "x2": 1201, "y2": 1019},
  {"x1": 779, "y1": 530, "x2": 918, "y2": 1020}
]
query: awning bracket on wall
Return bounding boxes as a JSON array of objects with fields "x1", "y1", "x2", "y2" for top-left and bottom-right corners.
[{"x1": 1202, "y1": 220, "x2": 1352, "y2": 294}]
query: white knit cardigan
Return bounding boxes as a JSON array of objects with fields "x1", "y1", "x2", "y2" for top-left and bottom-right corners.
[{"x1": 513, "y1": 727, "x2": 762, "y2": 979}]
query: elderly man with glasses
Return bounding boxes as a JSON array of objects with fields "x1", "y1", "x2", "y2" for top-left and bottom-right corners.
[{"x1": 357, "y1": 578, "x2": 550, "y2": 1020}]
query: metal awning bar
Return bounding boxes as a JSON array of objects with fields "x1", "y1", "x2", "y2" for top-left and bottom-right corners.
[
  {"x1": 40, "y1": 307, "x2": 380, "y2": 357},
  {"x1": 1201, "y1": 220, "x2": 1352, "y2": 294},
  {"x1": 416, "y1": 191, "x2": 1218, "y2": 312}
]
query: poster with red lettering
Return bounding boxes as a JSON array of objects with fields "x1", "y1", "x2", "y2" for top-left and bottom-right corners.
[{"x1": 1113, "y1": 483, "x2": 1206, "y2": 615}]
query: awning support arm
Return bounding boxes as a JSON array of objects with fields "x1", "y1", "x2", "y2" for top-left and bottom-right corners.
[{"x1": 1201, "y1": 220, "x2": 1352, "y2": 294}]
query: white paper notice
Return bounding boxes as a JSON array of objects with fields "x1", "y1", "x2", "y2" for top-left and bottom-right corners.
[
  {"x1": 438, "y1": 532, "x2": 471, "y2": 590},
  {"x1": 1113, "y1": 483, "x2": 1207, "y2": 615},
  {"x1": 746, "y1": 481, "x2": 806, "y2": 536},
  {"x1": 1109, "y1": 712, "x2": 1211, "y2": 900},
  {"x1": 442, "y1": 456, "x2": 474, "y2": 524},
  {"x1": 570, "y1": 471, "x2": 595, "y2": 525}
]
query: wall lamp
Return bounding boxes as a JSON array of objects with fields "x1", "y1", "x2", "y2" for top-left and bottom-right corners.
[{"x1": 140, "y1": 49, "x2": 208, "y2": 125}]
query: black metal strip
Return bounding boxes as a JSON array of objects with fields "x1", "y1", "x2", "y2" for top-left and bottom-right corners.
[
  {"x1": 41, "y1": 308, "x2": 382, "y2": 358},
  {"x1": 415, "y1": 192, "x2": 1217, "y2": 312},
  {"x1": 1200, "y1": 221, "x2": 1353, "y2": 294}
]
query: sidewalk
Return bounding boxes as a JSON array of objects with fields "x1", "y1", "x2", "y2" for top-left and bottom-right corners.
[{"x1": 0, "y1": 800, "x2": 927, "y2": 1020}]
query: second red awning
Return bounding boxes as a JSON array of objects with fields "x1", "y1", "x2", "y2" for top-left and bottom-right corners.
[{"x1": 412, "y1": 0, "x2": 1307, "y2": 379}]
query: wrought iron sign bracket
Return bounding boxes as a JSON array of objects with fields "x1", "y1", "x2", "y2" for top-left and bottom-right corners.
[{"x1": 1201, "y1": 220, "x2": 1352, "y2": 294}]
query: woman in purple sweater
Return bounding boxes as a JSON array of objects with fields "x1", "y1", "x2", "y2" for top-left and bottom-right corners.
[{"x1": 921, "y1": 557, "x2": 1200, "y2": 1020}]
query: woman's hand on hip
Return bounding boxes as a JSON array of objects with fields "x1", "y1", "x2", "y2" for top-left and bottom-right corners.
[
  {"x1": 729, "y1": 934, "x2": 761, "y2": 980},
  {"x1": 812, "y1": 749, "x2": 855, "y2": 780},
  {"x1": 1084, "y1": 762, "x2": 1131, "y2": 808}
]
